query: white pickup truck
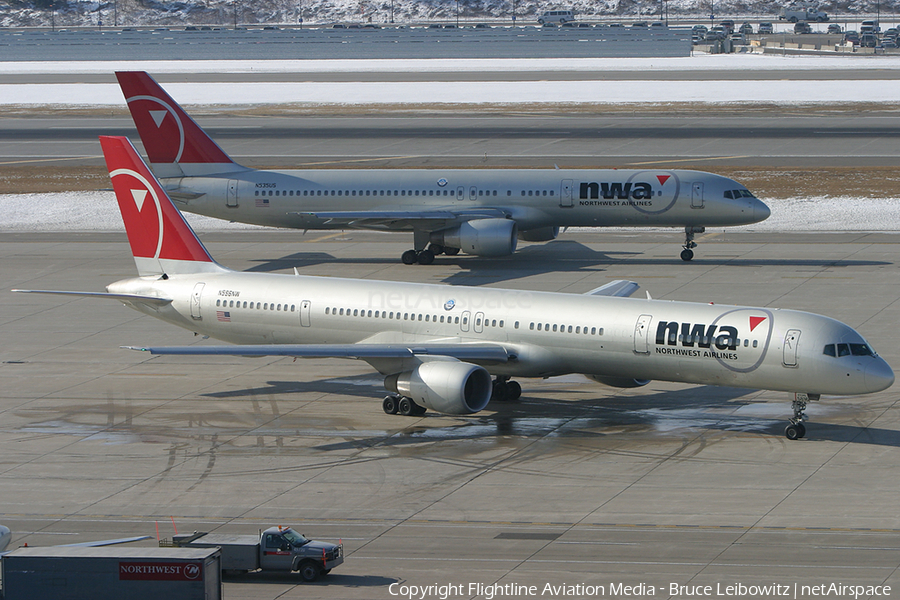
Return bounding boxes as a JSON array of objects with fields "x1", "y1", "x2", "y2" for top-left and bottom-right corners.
[{"x1": 164, "y1": 526, "x2": 344, "y2": 581}]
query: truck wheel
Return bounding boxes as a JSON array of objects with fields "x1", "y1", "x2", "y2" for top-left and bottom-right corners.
[{"x1": 299, "y1": 561, "x2": 320, "y2": 582}]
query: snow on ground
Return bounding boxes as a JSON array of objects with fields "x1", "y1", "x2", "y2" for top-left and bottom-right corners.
[
  {"x1": 4, "y1": 55, "x2": 900, "y2": 106},
  {"x1": 8, "y1": 79, "x2": 900, "y2": 106},
  {"x1": 3, "y1": 191, "x2": 898, "y2": 232}
]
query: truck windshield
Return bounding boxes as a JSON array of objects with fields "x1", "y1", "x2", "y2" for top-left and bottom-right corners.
[{"x1": 281, "y1": 529, "x2": 310, "y2": 547}]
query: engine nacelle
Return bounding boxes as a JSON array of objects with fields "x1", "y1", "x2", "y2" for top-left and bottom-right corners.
[
  {"x1": 431, "y1": 218, "x2": 518, "y2": 256},
  {"x1": 518, "y1": 226, "x2": 560, "y2": 242},
  {"x1": 587, "y1": 375, "x2": 651, "y2": 388},
  {"x1": 384, "y1": 361, "x2": 493, "y2": 415}
]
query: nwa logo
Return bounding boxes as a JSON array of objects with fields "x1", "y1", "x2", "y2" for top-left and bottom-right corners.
[
  {"x1": 656, "y1": 321, "x2": 739, "y2": 351},
  {"x1": 580, "y1": 181, "x2": 655, "y2": 201}
]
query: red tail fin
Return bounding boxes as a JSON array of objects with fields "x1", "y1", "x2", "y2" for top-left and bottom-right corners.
[
  {"x1": 116, "y1": 71, "x2": 242, "y2": 174},
  {"x1": 100, "y1": 136, "x2": 223, "y2": 276}
]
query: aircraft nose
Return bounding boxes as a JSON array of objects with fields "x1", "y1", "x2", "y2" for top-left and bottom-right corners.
[
  {"x1": 865, "y1": 359, "x2": 895, "y2": 393},
  {"x1": 752, "y1": 198, "x2": 771, "y2": 222}
]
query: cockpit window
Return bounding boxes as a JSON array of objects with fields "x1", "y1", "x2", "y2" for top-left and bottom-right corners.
[
  {"x1": 724, "y1": 189, "x2": 757, "y2": 199},
  {"x1": 824, "y1": 343, "x2": 876, "y2": 358},
  {"x1": 850, "y1": 343, "x2": 874, "y2": 356}
]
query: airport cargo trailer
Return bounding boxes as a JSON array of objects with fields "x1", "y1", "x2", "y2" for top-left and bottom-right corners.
[
  {"x1": 165, "y1": 526, "x2": 343, "y2": 581},
  {"x1": 1, "y1": 546, "x2": 220, "y2": 600}
]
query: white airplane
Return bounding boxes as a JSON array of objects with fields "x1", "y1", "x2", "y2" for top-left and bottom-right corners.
[
  {"x1": 14, "y1": 136, "x2": 893, "y2": 440},
  {"x1": 116, "y1": 71, "x2": 770, "y2": 265}
]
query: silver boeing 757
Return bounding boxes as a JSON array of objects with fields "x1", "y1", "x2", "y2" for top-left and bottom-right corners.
[{"x1": 116, "y1": 71, "x2": 770, "y2": 265}]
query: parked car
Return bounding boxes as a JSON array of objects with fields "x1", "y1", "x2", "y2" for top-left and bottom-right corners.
[
  {"x1": 860, "y1": 20, "x2": 880, "y2": 34},
  {"x1": 859, "y1": 33, "x2": 878, "y2": 47},
  {"x1": 794, "y1": 21, "x2": 812, "y2": 34},
  {"x1": 719, "y1": 19, "x2": 735, "y2": 33},
  {"x1": 883, "y1": 38, "x2": 898, "y2": 48},
  {"x1": 692, "y1": 24, "x2": 708, "y2": 34},
  {"x1": 827, "y1": 23, "x2": 842, "y2": 34},
  {"x1": 739, "y1": 21, "x2": 753, "y2": 34},
  {"x1": 843, "y1": 30, "x2": 860, "y2": 44},
  {"x1": 631, "y1": 21, "x2": 649, "y2": 28},
  {"x1": 758, "y1": 22, "x2": 774, "y2": 34},
  {"x1": 538, "y1": 9, "x2": 575, "y2": 24}
]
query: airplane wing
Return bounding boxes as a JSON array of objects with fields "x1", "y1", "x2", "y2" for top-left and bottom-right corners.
[
  {"x1": 295, "y1": 208, "x2": 511, "y2": 229},
  {"x1": 12, "y1": 290, "x2": 173, "y2": 307},
  {"x1": 584, "y1": 280, "x2": 641, "y2": 298},
  {"x1": 58, "y1": 536, "x2": 152, "y2": 548},
  {"x1": 125, "y1": 343, "x2": 513, "y2": 363}
]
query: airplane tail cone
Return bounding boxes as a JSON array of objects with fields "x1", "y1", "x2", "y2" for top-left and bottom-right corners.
[{"x1": 99, "y1": 135, "x2": 225, "y2": 277}]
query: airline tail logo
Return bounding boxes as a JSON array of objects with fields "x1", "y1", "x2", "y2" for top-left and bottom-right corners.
[
  {"x1": 116, "y1": 71, "x2": 232, "y2": 165},
  {"x1": 100, "y1": 135, "x2": 213, "y2": 264}
]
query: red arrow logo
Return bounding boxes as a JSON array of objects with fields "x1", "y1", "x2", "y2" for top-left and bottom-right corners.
[
  {"x1": 749, "y1": 316, "x2": 766, "y2": 332},
  {"x1": 656, "y1": 175, "x2": 671, "y2": 185}
]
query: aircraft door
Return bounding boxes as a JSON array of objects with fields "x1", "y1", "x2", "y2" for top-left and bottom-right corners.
[
  {"x1": 226, "y1": 180, "x2": 239, "y2": 208},
  {"x1": 456, "y1": 186, "x2": 465, "y2": 201},
  {"x1": 190, "y1": 283, "x2": 205, "y2": 320},
  {"x1": 469, "y1": 186, "x2": 477, "y2": 201},
  {"x1": 460, "y1": 311, "x2": 471, "y2": 332},
  {"x1": 474, "y1": 312, "x2": 484, "y2": 333},
  {"x1": 691, "y1": 182, "x2": 704, "y2": 209},
  {"x1": 783, "y1": 329, "x2": 801, "y2": 367},
  {"x1": 560, "y1": 179, "x2": 573, "y2": 207},
  {"x1": 633, "y1": 314, "x2": 652, "y2": 354},
  {"x1": 300, "y1": 300, "x2": 311, "y2": 327}
]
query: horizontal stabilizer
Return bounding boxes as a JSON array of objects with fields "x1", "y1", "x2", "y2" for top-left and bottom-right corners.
[
  {"x1": 125, "y1": 343, "x2": 512, "y2": 363},
  {"x1": 12, "y1": 290, "x2": 173, "y2": 306},
  {"x1": 584, "y1": 280, "x2": 641, "y2": 298}
]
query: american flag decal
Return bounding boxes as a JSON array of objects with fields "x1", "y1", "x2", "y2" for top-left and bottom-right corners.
[
  {"x1": 256, "y1": 198, "x2": 270, "y2": 208},
  {"x1": 216, "y1": 311, "x2": 231, "y2": 322}
]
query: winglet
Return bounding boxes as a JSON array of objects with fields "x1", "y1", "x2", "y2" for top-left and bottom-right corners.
[
  {"x1": 115, "y1": 71, "x2": 247, "y2": 177},
  {"x1": 100, "y1": 135, "x2": 225, "y2": 277}
]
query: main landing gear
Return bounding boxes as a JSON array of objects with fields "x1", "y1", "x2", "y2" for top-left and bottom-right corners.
[
  {"x1": 681, "y1": 226, "x2": 705, "y2": 261},
  {"x1": 784, "y1": 393, "x2": 819, "y2": 440},
  {"x1": 400, "y1": 244, "x2": 460, "y2": 266},
  {"x1": 401, "y1": 231, "x2": 460, "y2": 265},
  {"x1": 383, "y1": 394, "x2": 427, "y2": 416},
  {"x1": 491, "y1": 376, "x2": 522, "y2": 402}
]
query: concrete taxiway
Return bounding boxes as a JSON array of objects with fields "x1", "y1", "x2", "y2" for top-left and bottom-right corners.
[{"x1": 2, "y1": 229, "x2": 899, "y2": 599}]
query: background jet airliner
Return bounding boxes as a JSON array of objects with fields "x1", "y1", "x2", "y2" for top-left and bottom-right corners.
[
  {"x1": 15, "y1": 137, "x2": 892, "y2": 440},
  {"x1": 116, "y1": 71, "x2": 770, "y2": 264}
]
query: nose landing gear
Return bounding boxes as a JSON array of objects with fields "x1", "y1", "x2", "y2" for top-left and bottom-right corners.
[
  {"x1": 681, "y1": 226, "x2": 705, "y2": 261},
  {"x1": 784, "y1": 393, "x2": 819, "y2": 440}
]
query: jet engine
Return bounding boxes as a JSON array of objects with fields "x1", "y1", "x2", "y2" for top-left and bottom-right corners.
[
  {"x1": 431, "y1": 219, "x2": 518, "y2": 256},
  {"x1": 384, "y1": 361, "x2": 493, "y2": 415},
  {"x1": 518, "y1": 226, "x2": 560, "y2": 242},
  {"x1": 587, "y1": 375, "x2": 651, "y2": 388}
]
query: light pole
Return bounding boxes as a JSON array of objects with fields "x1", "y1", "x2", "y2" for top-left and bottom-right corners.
[
  {"x1": 456, "y1": 0, "x2": 459, "y2": 26},
  {"x1": 390, "y1": 0, "x2": 394, "y2": 23}
]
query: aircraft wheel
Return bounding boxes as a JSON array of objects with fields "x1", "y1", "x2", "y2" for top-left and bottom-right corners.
[
  {"x1": 417, "y1": 249, "x2": 435, "y2": 265},
  {"x1": 383, "y1": 395, "x2": 399, "y2": 415},
  {"x1": 429, "y1": 243, "x2": 444, "y2": 255},
  {"x1": 444, "y1": 247, "x2": 460, "y2": 255},
  {"x1": 784, "y1": 423, "x2": 803, "y2": 440},
  {"x1": 491, "y1": 381, "x2": 510, "y2": 402},
  {"x1": 298, "y1": 561, "x2": 320, "y2": 582},
  {"x1": 401, "y1": 250, "x2": 418, "y2": 265},
  {"x1": 680, "y1": 248, "x2": 694, "y2": 262},
  {"x1": 399, "y1": 396, "x2": 415, "y2": 416},
  {"x1": 796, "y1": 422, "x2": 807, "y2": 438},
  {"x1": 507, "y1": 380, "x2": 522, "y2": 401}
]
